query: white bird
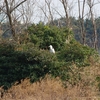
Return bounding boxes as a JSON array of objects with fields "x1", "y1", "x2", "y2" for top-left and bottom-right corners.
[{"x1": 49, "y1": 45, "x2": 55, "y2": 54}]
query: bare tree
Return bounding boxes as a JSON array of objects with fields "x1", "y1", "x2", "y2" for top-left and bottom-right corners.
[
  {"x1": 59, "y1": 0, "x2": 74, "y2": 28},
  {"x1": 77, "y1": 0, "x2": 86, "y2": 45},
  {"x1": 38, "y1": 0, "x2": 55, "y2": 25},
  {"x1": 37, "y1": 1, "x2": 49, "y2": 24},
  {"x1": 59, "y1": 0, "x2": 69, "y2": 27},
  {"x1": 45, "y1": 0, "x2": 54, "y2": 25},
  {"x1": 87, "y1": 0, "x2": 98, "y2": 50},
  {"x1": 1, "y1": 0, "x2": 28, "y2": 37},
  {"x1": 20, "y1": 0, "x2": 35, "y2": 27}
]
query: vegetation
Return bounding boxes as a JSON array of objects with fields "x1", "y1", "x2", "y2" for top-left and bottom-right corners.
[
  {"x1": 0, "y1": 24, "x2": 98, "y2": 92},
  {"x1": 53, "y1": 17, "x2": 100, "y2": 49},
  {"x1": 1, "y1": 16, "x2": 100, "y2": 49},
  {"x1": 0, "y1": 0, "x2": 100, "y2": 99}
]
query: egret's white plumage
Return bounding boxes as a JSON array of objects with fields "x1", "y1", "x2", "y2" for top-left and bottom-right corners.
[{"x1": 49, "y1": 45, "x2": 55, "y2": 54}]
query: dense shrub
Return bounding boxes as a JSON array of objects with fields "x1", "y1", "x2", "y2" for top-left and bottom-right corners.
[
  {"x1": 0, "y1": 24, "x2": 99, "y2": 90},
  {"x1": 27, "y1": 23, "x2": 71, "y2": 51},
  {"x1": 58, "y1": 41, "x2": 97, "y2": 67},
  {"x1": 0, "y1": 42, "x2": 59, "y2": 89}
]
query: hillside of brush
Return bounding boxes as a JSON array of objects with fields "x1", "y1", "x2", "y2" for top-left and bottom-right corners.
[{"x1": 0, "y1": 24, "x2": 100, "y2": 100}]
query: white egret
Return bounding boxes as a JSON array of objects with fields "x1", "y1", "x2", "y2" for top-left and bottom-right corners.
[{"x1": 49, "y1": 45, "x2": 55, "y2": 54}]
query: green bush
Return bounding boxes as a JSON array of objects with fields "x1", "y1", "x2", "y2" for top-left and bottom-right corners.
[
  {"x1": 58, "y1": 41, "x2": 97, "y2": 67},
  {"x1": 28, "y1": 23, "x2": 70, "y2": 51},
  {"x1": 0, "y1": 42, "x2": 59, "y2": 89},
  {"x1": 0, "y1": 24, "x2": 99, "y2": 90}
]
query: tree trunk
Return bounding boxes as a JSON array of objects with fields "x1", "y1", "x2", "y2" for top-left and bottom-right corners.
[
  {"x1": 87, "y1": 0, "x2": 98, "y2": 50},
  {"x1": 61, "y1": 0, "x2": 70, "y2": 28},
  {"x1": 5, "y1": 0, "x2": 15, "y2": 37},
  {"x1": 78, "y1": 0, "x2": 86, "y2": 45},
  {"x1": 90, "y1": 11, "x2": 98, "y2": 50}
]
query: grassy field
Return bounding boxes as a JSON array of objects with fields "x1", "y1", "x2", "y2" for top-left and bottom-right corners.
[{"x1": 0, "y1": 61, "x2": 100, "y2": 100}]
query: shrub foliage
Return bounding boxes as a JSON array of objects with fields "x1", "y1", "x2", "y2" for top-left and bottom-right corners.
[{"x1": 0, "y1": 24, "x2": 98, "y2": 89}]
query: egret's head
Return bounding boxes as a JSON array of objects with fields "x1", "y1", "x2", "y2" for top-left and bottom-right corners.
[{"x1": 49, "y1": 45, "x2": 53, "y2": 49}]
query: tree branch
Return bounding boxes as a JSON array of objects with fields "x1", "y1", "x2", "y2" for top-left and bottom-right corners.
[{"x1": 10, "y1": 0, "x2": 28, "y2": 13}]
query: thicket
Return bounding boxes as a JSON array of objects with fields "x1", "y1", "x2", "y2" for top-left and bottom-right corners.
[{"x1": 0, "y1": 23, "x2": 98, "y2": 90}]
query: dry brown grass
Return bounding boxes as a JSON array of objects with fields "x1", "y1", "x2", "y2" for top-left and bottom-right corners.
[{"x1": 1, "y1": 62, "x2": 100, "y2": 100}]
